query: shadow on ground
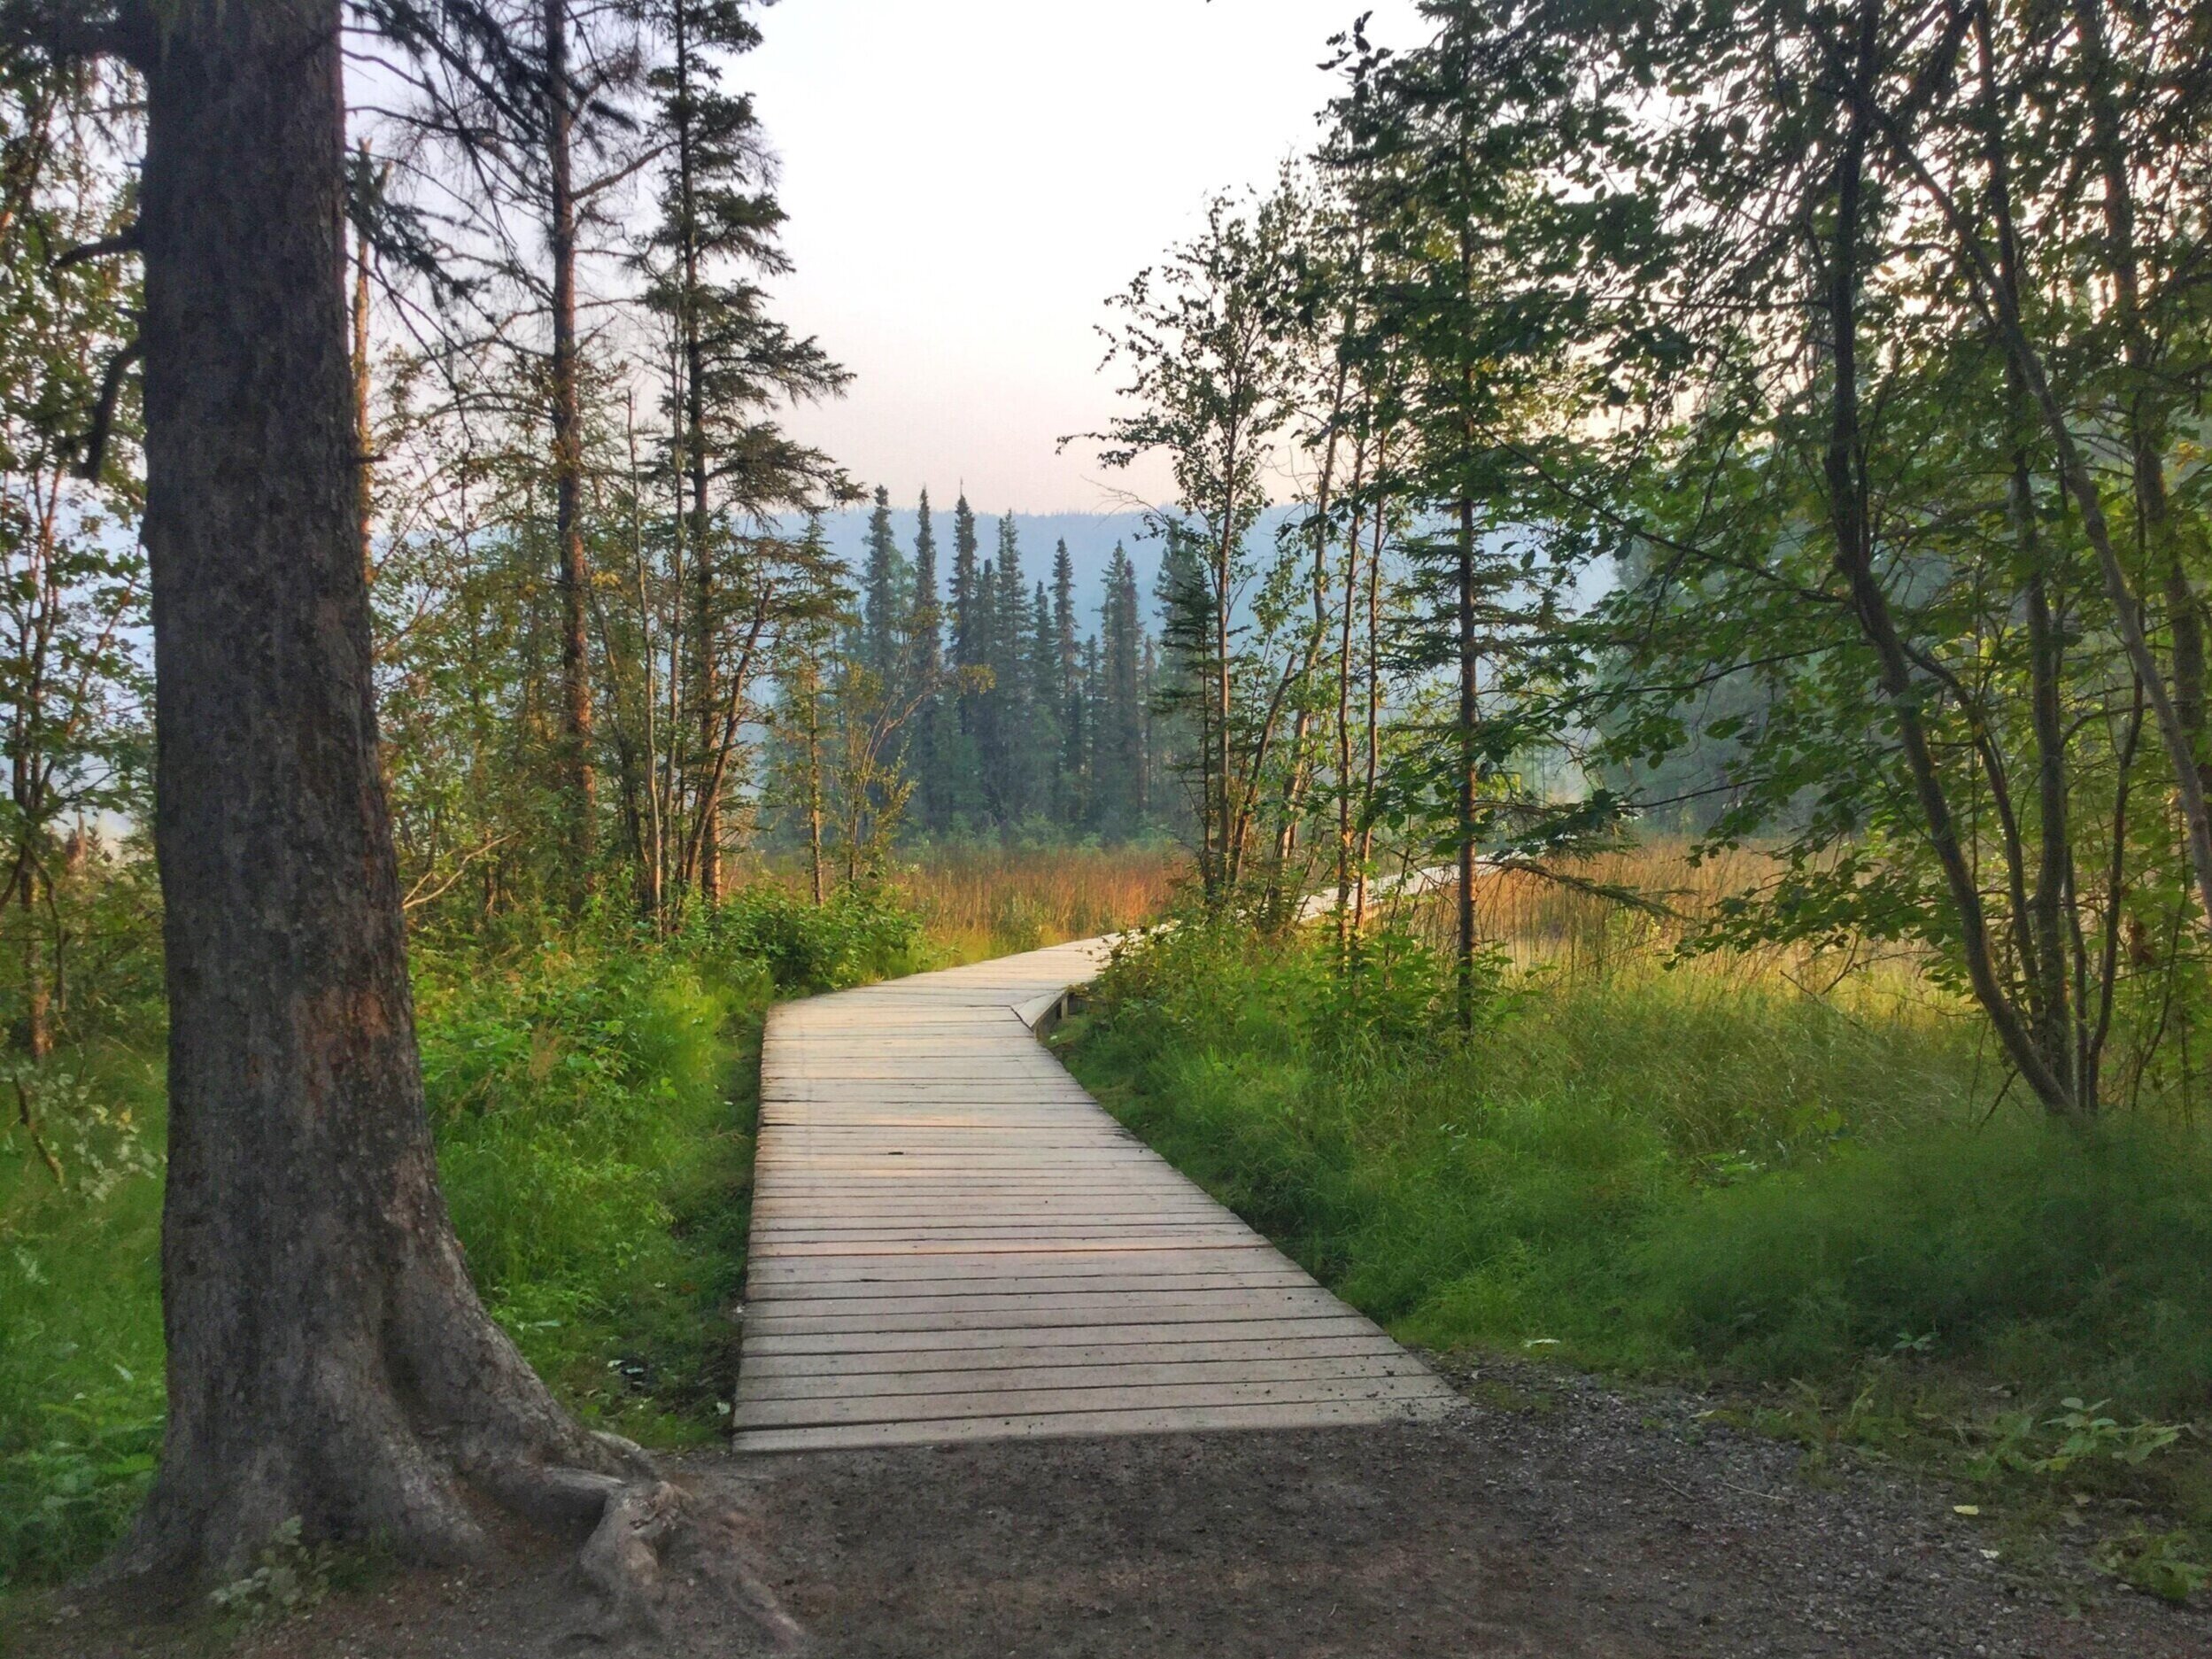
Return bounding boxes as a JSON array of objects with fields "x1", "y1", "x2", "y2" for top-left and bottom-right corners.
[{"x1": 17, "y1": 1364, "x2": 2210, "y2": 1658}]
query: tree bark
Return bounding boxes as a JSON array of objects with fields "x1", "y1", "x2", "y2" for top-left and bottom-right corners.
[
  {"x1": 120, "y1": 0, "x2": 637, "y2": 1588},
  {"x1": 1456, "y1": 491, "x2": 1477, "y2": 1035},
  {"x1": 545, "y1": 0, "x2": 596, "y2": 892},
  {"x1": 670, "y1": 0, "x2": 721, "y2": 905},
  {"x1": 352, "y1": 143, "x2": 376, "y2": 589}
]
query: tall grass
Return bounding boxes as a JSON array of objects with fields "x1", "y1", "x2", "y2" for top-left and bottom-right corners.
[
  {"x1": 894, "y1": 843, "x2": 1187, "y2": 962},
  {"x1": 0, "y1": 1047, "x2": 167, "y2": 1590},
  {"x1": 1063, "y1": 868, "x2": 2212, "y2": 1579},
  {"x1": 0, "y1": 879, "x2": 932, "y2": 1597}
]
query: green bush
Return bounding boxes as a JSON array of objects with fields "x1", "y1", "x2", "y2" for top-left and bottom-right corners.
[
  {"x1": 1069, "y1": 917, "x2": 2212, "y2": 1420},
  {"x1": 692, "y1": 881, "x2": 924, "y2": 994},
  {"x1": 1642, "y1": 1115, "x2": 2212, "y2": 1409},
  {"x1": 0, "y1": 1049, "x2": 166, "y2": 1591}
]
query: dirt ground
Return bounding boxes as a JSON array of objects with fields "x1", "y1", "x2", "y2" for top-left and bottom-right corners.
[{"x1": 16, "y1": 1360, "x2": 2208, "y2": 1659}]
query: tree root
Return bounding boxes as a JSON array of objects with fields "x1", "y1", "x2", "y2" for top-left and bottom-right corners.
[{"x1": 481, "y1": 1438, "x2": 803, "y2": 1647}]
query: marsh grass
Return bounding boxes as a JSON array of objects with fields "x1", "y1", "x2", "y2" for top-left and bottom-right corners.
[{"x1": 893, "y1": 843, "x2": 1187, "y2": 962}]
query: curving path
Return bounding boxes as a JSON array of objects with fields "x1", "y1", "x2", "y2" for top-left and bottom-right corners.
[{"x1": 731, "y1": 938, "x2": 1459, "y2": 1451}]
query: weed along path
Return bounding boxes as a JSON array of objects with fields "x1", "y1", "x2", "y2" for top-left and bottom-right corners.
[{"x1": 734, "y1": 939, "x2": 1460, "y2": 1448}]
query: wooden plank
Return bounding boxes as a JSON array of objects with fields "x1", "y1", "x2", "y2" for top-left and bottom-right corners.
[
  {"x1": 732, "y1": 1375, "x2": 1456, "y2": 1430},
  {"x1": 737, "y1": 1353, "x2": 1431, "y2": 1402},
  {"x1": 736, "y1": 1333, "x2": 1407, "y2": 1380},
  {"x1": 746, "y1": 1294, "x2": 1347, "y2": 1337},
  {"x1": 740, "y1": 1314, "x2": 1388, "y2": 1357},
  {"x1": 762, "y1": 1238, "x2": 1276, "y2": 1259},
  {"x1": 732, "y1": 1395, "x2": 1460, "y2": 1454},
  {"x1": 748, "y1": 1271, "x2": 1303, "y2": 1299},
  {"x1": 747, "y1": 1283, "x2": 1346, "y2": 1323}
]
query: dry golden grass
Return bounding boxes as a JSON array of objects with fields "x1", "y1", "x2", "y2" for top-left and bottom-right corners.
[
  {"x1": 1366, "y1": 841, "x2": 1939, "y2": 1008},
  {"x1": 898, "y1": 844, "x2": 1191, "y2": 964}
]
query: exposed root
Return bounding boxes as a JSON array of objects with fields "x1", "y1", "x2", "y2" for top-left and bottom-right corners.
[
  {"x1": 575, "y1": 1477, "x2": 805, "y2": 1647},
  {"x1": 578, "y1": 1479, "x2": 686, "y2": 1635},
  {"x1": 484, "y1": 1450, "x2": 803, "y2": 1647}
]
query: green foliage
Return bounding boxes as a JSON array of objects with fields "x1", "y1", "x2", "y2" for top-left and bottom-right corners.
[
  {"x1": 2095, "y1": 1529, "x2": 2212, "y2": 1604},
  {"x1": 689, "y1": 879, "x2": 924, "y2": 996},
  {"x1": 0, "y1": 1050, "x2": 166, "y2": 1592},
  {"x1": 1639, "y1": 1121, "x2": 2212, "y2": 1412},
  {"x1": 0, "y1": 879, "x2": 927, "y2": 1593},
  {"x1": 416, "y1": 933, "x2": 754, "y2": 1438},
  {"x1": 206, "y1": 1518, "x2": 339, "y2": 1627},
  {"x1": 1067, "y1": 919, "x2": 2212, "y2": 1477}
]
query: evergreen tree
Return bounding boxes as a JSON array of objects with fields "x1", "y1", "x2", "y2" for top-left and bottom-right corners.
[
  {"x1": 1151, "y1": 522, "x2": 1213, "y2": 854},
  {"x1": 1097, "y1": 543, "x2": 1148, "y2": 839},
  {"x1": 1051, "y1": 539, "x2": 1082, "y2": 825},
  {"x1": 1077, "y1": 635, "x2": 1102, "y2": 831},
  {"x1": 1029, "y1": 580, "x2": 1063, "y2": 826},
  {"x1": 949, "y1": 494, "x2": 981, "y2": 677},
  {"x1": 984, "y1": 514, "x2": 1033, "y2": 822},
  {"x1": 858, "y1": 484, "x2": 908, "y2": 693},
  {"x1": 640, "y1": 0, "x2": 846, "y2": 903},
  {"x1": 905, "y1": 488, "x2": 947, "y2": 832},
  {"x1": 973, "y1": 550, "x2": 1002, "y2": 820}
]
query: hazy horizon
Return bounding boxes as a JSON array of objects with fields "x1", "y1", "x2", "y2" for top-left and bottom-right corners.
[{"x1": 745, "y1": 0, "x2": 1426, "y2": 514}]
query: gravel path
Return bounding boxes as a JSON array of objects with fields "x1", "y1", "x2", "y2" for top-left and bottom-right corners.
[{"x1": 27, "y1": 1358, "x2": 2205, "y2": 1657}]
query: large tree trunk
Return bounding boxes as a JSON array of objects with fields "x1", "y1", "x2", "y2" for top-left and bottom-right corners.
[{"x1": 120, "y1": 0, "x2": 646, "y2": 1591}]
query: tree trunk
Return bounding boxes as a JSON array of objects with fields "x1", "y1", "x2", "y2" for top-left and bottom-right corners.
[
  {"x1": 2073, "y1": 0, "x2": 2205, "y2": 754},
  {"x1": 545, "y1": 0, "x2": 596, "y2": 893},
  {"x1": 1877, "y1": 28, "x2": 2212, "y2": 943},
  {"x1": 1334, "y1": 493, "x2": 1364, "y2": 965},
  {"x1": 352, "y1": 167, "x2": 374, "y2": 587},
  {"x1": 121, "y1": 0, "x2": 638, "y2": 1588},
  {"x1": 1455, "y1": 492, "x2": 1477, "y2": 1035},
  {"x1": 19, "y1": 861, "x2": 47, "y2": 1059},
  {"x1": 672, "y1": 0, "x2": 721, "y2": 905},
  {"x1": 1826, "y1": 12, "x2": 2074, "y2": 1112},
  {"x1": 1354, "y1": 478, "x2": 1385, "y2": 939}
]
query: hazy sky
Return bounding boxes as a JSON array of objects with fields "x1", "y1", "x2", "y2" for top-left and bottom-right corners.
[{"x1": 743, "y1": 0, "x2": 1426, "y2": 514}]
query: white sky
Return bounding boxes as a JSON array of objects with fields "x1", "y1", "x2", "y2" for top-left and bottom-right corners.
[{"x1": 743, "y1": 0, "x2": 1427, "y2": 514}]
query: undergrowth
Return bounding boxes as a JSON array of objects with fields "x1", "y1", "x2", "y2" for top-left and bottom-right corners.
[
  {"x1": 1059, "y1": 913, "x2": 2212, "y2": 1599},
  {"x1": 0, "y1": 878, "x2": 927, "y2": 1598}
]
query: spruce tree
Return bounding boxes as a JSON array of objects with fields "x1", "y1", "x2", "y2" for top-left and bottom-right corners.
[
  {"x1": 1051, "y1": 539, "x2": 1082, "y2": 826},
  {"x1": 973, "y1": 550, "x2": 1002, "y2": 821},
  {"x1": 1098, "y1": 543, "x2": 1148, "y2": 839},
  {"x1": 1152, "y1": 523, "x2": 1213, "y2": 862},
  {"x1": 986, "y1": 514, "x2": 1031, "y2": 823},
  {"x1": 641, "y1": 0, "x2": 845, "y2": 903},
  {"x1": 906, "y1": 488, "x2": 946, "y2": 832},
  {"x1": 1077, "y1": 635, "x2": 1102, "y2": 831},
  {"x1": 859, "y1": 484, "x2": 908, "y2": 694},
  {"x1": 949, "y1": 494, "x2": 981, "y2": 683},
  {"x1": 1030, "y1": 580, "x2": 1063, "y2": 827}
]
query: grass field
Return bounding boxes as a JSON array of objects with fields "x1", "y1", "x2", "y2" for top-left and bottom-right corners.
[{"x1": 1058, "y1": 850, "x2": 2212, "y2": 1600}]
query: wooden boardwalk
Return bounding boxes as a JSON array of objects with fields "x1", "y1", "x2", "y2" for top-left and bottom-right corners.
[{"x1": 732, "y1": 939, "x2": 1459, "y2": 1452}]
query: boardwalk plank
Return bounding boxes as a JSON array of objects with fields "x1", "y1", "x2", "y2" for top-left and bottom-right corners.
[{"x1": 734, "y1": 937, "x2": 1459, "y2": 1450}]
